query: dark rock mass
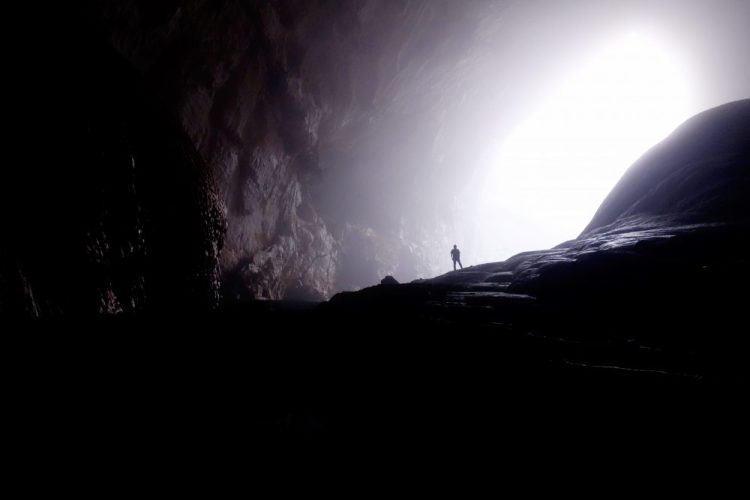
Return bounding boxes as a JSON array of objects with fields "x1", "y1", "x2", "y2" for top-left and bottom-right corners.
[
  {"x1": 3, "y1": 19, "x2": 225, "y2": 316},
  {"x1": 584, "y1": 99, "x2": 750, "y2": 231},
  {"x1": 2, "y1": 2, "x2": 749, "y2": 452}
]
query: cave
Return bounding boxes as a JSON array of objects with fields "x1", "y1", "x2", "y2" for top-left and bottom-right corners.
[{"x1": 3, "y1": 1, "x2": 750, "y2": 461}]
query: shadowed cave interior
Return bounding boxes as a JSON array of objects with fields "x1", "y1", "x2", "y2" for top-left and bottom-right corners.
[{"x1": 3, "y1": 1, "x2": 750, "y2": 452}]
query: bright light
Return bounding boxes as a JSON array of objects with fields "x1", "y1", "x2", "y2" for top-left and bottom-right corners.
[{"x1": 472, "y1": 32, "x2": 694, "y2": 263}]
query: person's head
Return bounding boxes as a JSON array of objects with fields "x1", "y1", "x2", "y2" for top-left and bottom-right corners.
[{"x1": 453, "y1": 244, "x2": 457, "y2": 249}]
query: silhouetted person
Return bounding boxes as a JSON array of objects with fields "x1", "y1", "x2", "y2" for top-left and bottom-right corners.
[{"x1": 451, "y1": 244, "x2": 462, "y2": 271}]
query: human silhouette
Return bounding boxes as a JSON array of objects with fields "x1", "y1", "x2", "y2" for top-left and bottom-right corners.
[{"x1": 450, "y1": 244, "x2": 463, "y2": 271}]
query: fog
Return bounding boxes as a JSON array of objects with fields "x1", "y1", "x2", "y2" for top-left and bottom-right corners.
[
  {"x1": 316, "y1": 0, "x2": 750, "y2": 284},
  {"x1": 464, "y1": 0, "x2": 750, "y2": 263}
]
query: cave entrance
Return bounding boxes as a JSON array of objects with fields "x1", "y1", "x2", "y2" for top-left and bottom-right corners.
[{"x1": 470, "y1": 32, "x2": 694, "y2": 263}]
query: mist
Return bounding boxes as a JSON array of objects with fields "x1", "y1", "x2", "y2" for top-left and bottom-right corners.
[{"x1": 312, "y1": 0, "x2": 750, "y2": 286}]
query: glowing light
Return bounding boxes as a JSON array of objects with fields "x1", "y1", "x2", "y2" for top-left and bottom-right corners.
[{"x1": 473, "y1": 32, "x2": 694, "y2": 263}]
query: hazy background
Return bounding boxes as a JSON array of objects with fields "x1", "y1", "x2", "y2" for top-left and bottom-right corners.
[
  {"x1": 462, "y1": 0, "x2": 750, "y2": 263},
  {"x1": 311, "y1": 0, "x2": 750, "y2": 279}
]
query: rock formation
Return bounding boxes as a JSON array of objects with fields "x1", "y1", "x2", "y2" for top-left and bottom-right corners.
[
  {"x1": 2, "y1": 1, "x2": 748, "y2": 325},
  {"x1": 329, "y1": 99, "x2": 750, "y2": 382},
  {"x1": 3, "y1": 25, "x2": 225, "y2": 316},
  {"x1": 61, "y1": 0, "x2": 510, "y2": 303}
]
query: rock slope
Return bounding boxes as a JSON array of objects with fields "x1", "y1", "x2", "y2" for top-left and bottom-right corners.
[{"x1": 328, "y1": 100, "x2": 750, "y2": 381}]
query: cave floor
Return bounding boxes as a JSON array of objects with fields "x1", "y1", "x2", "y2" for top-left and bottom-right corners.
[{"x1": 9, "y1": 284, "x2": 747, "y2": 451}]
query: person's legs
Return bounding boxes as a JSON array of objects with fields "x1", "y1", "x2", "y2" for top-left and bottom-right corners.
[
  {"x1": 453, "y1": 260, "x2": 457, "y2": 271},
  {"x1": 458, "y1": 259, "x2": 463, "y2": 269}
]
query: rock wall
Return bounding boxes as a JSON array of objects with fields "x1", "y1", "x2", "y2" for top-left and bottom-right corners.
[
  {"x1": 82, "y1": 0, "x2": 506, "y2": 301},
  {"x1": 2, "y1": 24, "x2": 225, "y2": 317}
]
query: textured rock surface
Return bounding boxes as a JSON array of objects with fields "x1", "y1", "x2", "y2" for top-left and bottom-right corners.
[
  {"x1": 2, "y1": 20, "x2": 225, "y2": 316},
  {"x1": 3, "y1": 3, "x2": 748, "y2": 316},
  {"x1": 5, "y1": 91, "x2": 748, "y2": 448},
  {"x1": 80, "y1": 0, "x2": 516, "y2": 300}
]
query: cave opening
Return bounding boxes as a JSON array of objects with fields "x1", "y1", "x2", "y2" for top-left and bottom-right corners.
[
  {"x1": 3, "y1": 0, "x2": 750, "y2": 455},
  {"x1": 471, "y1": 31, "x2": 694, "y2": 262}
]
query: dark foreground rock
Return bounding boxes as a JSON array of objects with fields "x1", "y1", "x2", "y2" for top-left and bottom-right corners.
[{"x1": 3, "y1": 18, "x2": 225, "y2": 317}]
